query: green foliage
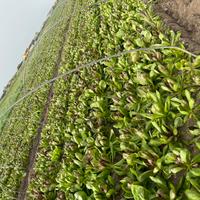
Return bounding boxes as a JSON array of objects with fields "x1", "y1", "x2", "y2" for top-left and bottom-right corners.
[
  {"x1": 0, "y1": 0, "x2": 75, "y2": 198},
  {"x1": 1, "y1": 0, "x2": 200, "y2": 199},
  {"x1": 131, "y1": 185, "x2": 150, "y2": 200}
]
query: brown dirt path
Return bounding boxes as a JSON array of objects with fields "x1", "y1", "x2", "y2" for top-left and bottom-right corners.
[
  {"x1": 17, "y1": 1, "x2": 76, "y2": 199},
  {"x1": 154, "y1": 0, "x2": 200, "y2": 54}
]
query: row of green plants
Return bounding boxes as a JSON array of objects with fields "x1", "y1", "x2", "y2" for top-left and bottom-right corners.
[
  {"x1": 1, "y1": 0, "x2": 200, "y2": 199},
  {"x1": 27, "y1": 0, "x2": 98, "y2": 198},
  {"x1": 0, "y1": 70, "x2": 24, "y2": 131},
  {"x1": 0, "y1": 0, "x2": 75, "y2": 199},
  {"x1": 0, "y1": 0, "x2": 65, "y2": 131},
  {"x1": 27, "y1": 0, "x2": 200, "y2": 199}
]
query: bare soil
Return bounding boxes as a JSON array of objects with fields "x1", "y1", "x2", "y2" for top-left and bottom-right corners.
[{"x1": 154, "y1": 0, "x2": 200, "y2": 53}]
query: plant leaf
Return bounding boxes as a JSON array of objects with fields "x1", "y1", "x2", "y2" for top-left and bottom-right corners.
[
  {"x1": 190, "y1": 168, "x2": 200, "y2": 177},
  {"x1": 131, "y1": 185, "x2": 150, "y2": 200},
  {"x1": 74, "y1": 191, "x2": 88, "y2": 200},
  {"x1": 185, "y1": 189, "x2": 200, "y2": 200}
]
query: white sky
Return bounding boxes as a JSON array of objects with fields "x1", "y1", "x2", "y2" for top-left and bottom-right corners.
[{"x1": 0, "y1": 0, "x2": 54, "y2": 95}]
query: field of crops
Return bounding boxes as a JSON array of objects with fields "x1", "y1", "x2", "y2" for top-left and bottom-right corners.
[{"x1": 0, "y1": 0, "x2": 200, "y2": 199}]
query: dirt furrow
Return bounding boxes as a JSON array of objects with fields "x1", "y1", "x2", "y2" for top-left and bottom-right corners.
[{"x1": 154, "y1": 0, "x2": 200, "y2": 53}]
